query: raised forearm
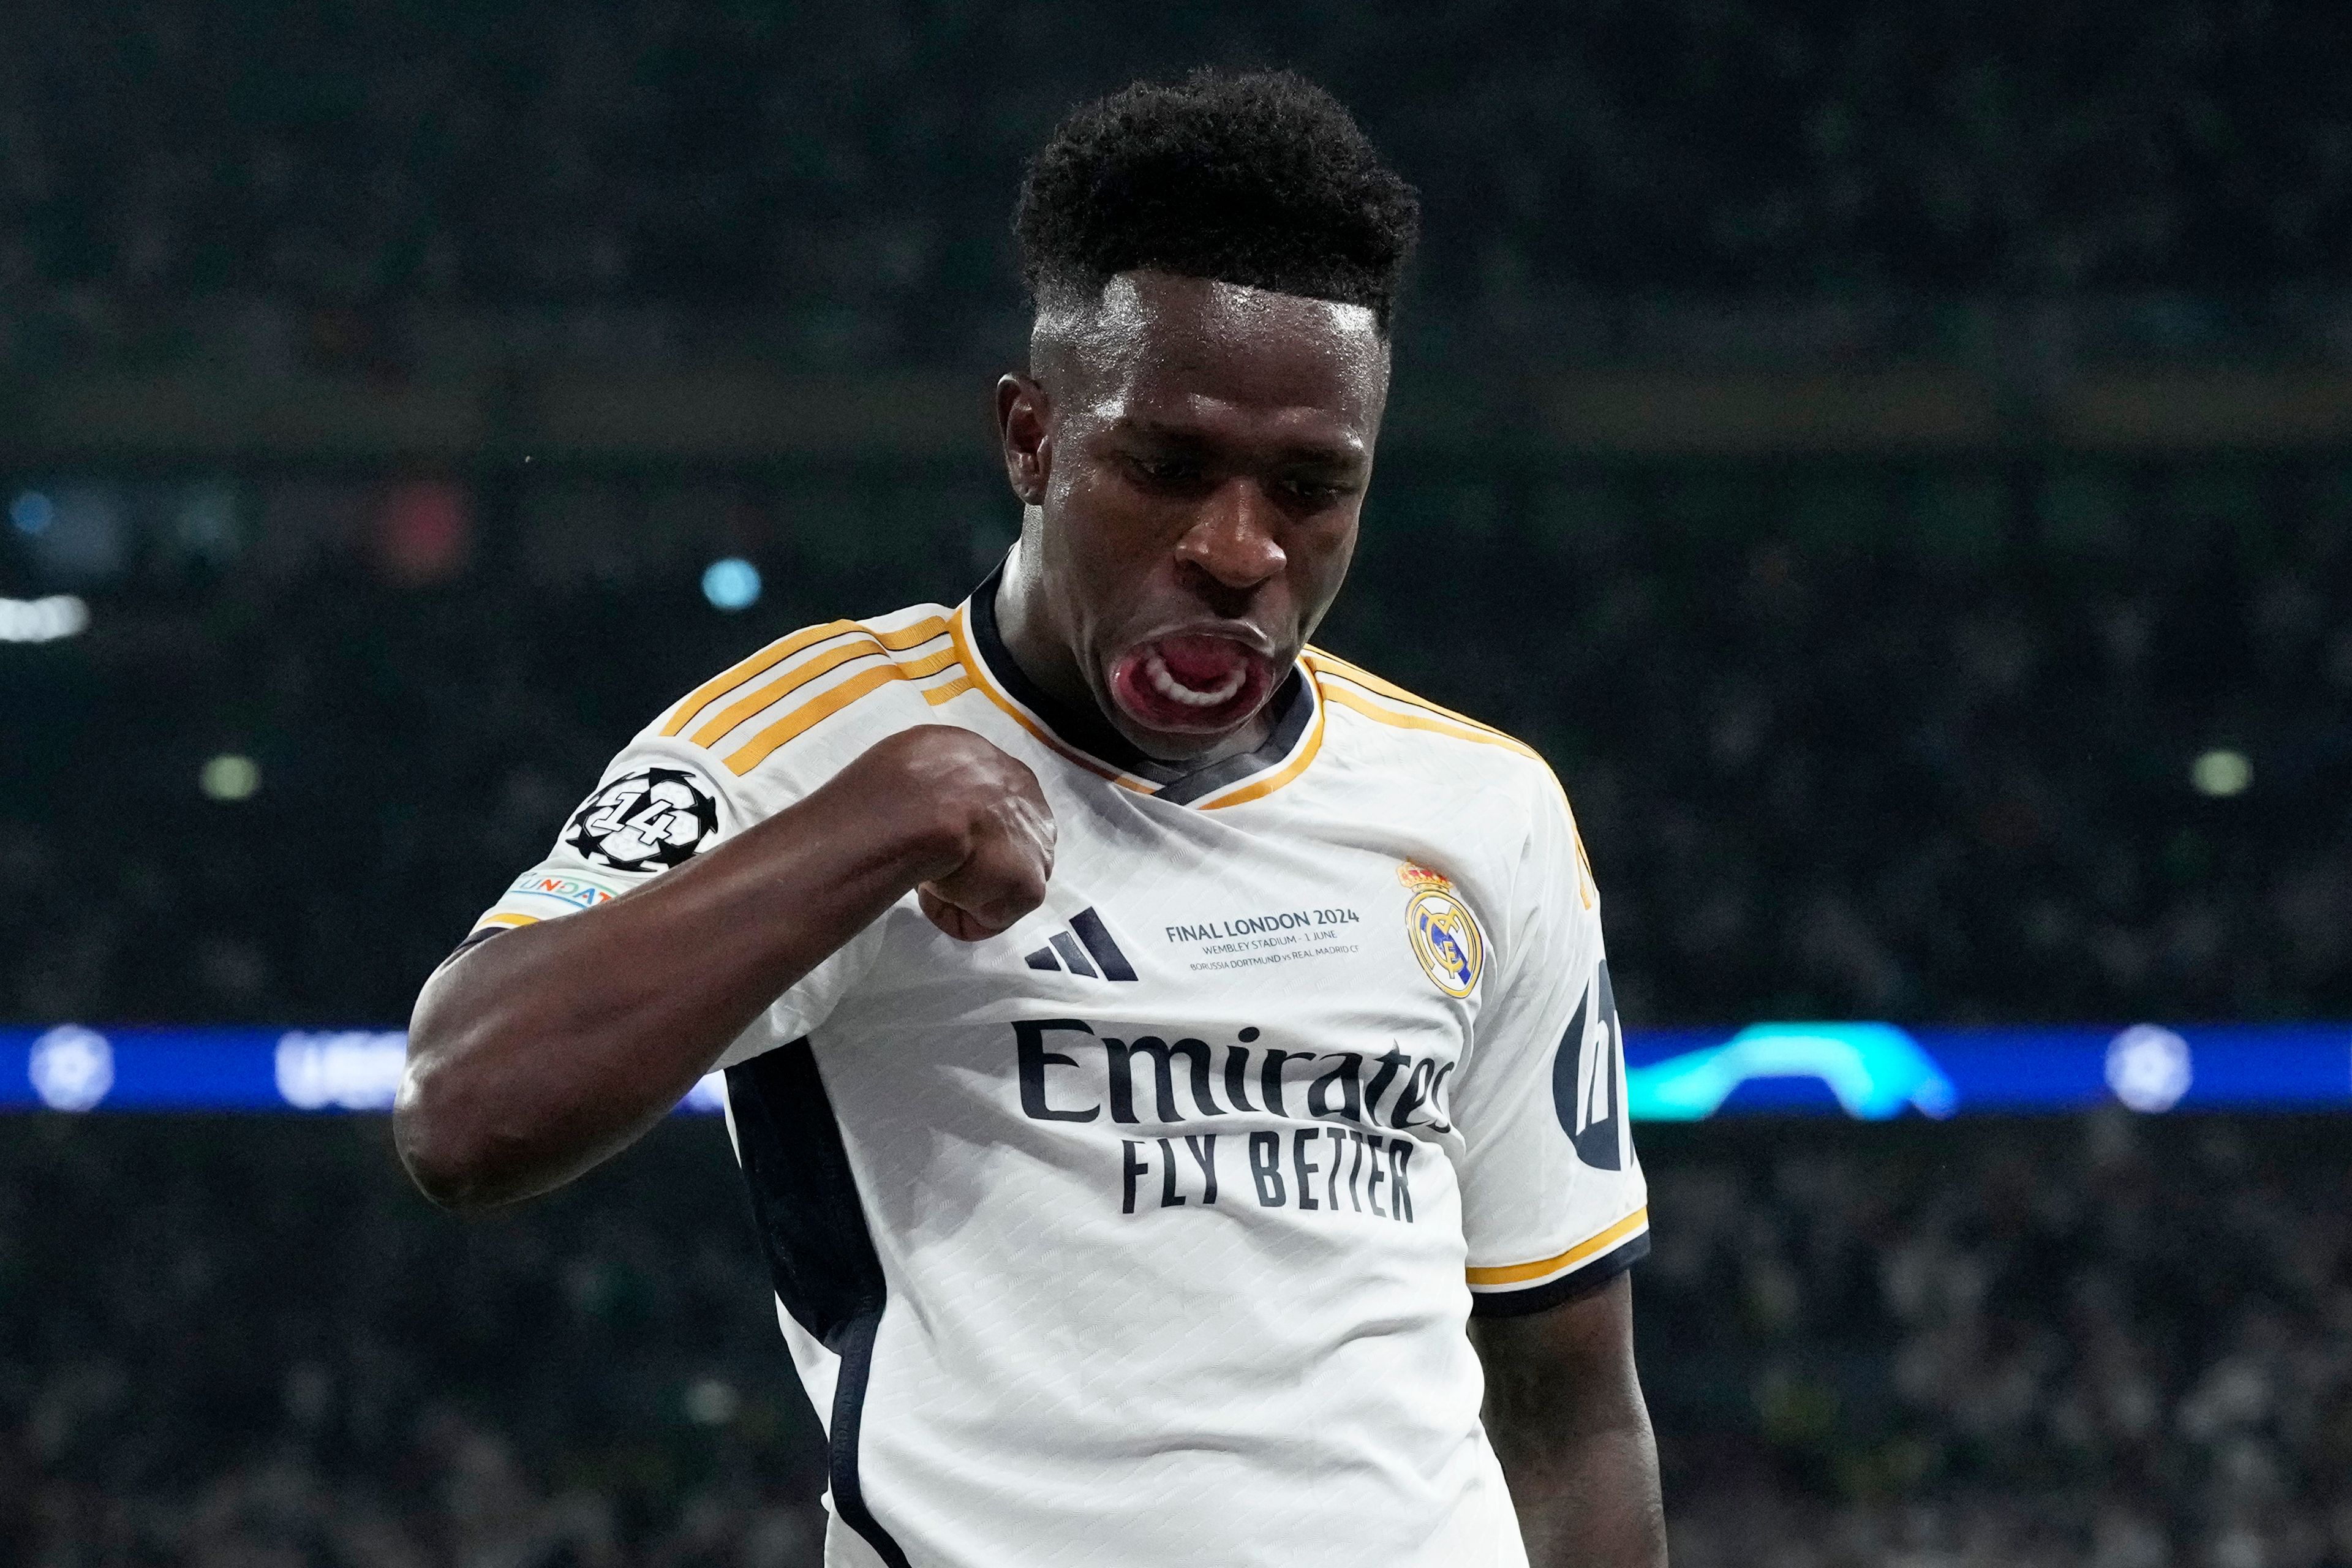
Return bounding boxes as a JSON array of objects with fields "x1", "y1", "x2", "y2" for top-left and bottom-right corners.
[
  {"x1": 398, "y1": 773, "x2": 941, "y2": 1208},
  {"x1": 1473, "y1": 1275, "x2": 1667, "y2": 1568},
  {"x1": 396, "y1": 726, "x2": 1051, "y2": 1211}
]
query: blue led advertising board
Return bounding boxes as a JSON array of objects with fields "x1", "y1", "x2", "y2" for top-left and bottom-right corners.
[{"x1": 2, "y1": 1020, "x2": 2345, "y2": 1120}]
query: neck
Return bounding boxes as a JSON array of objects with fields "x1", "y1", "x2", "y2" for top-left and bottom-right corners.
[{"x1": 992, "y1": 532, "x2": 1099, "y2": 720}]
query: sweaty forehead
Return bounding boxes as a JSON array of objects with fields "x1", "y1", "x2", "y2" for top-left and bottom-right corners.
[{"x1": 1037, "y1": 272, "x2": 1389, "y2": 437}]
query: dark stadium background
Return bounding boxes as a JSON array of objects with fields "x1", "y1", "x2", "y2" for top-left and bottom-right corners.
[{"x1": 7, "y1": 4, "x2": 2352, "y2": 1564}]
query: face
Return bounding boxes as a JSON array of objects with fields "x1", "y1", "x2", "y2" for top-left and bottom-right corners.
[{"x1": 995, "y1": 271, "x2": 1390, "y2": 763}]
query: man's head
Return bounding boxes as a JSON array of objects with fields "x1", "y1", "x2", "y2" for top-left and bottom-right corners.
[{"x1": 995, "y1": 69, "x2": 1420, "y2": 764}]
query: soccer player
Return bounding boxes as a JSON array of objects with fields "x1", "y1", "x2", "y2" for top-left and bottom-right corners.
[{"x1": 399, "y1": 69, "x2": 1663, "y2": 1568}]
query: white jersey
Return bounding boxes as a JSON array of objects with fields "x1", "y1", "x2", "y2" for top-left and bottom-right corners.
[{"x1": 475, "y1": 570, "x2": 1649, "y2": 1568}]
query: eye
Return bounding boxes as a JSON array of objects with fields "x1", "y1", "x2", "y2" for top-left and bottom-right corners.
[
  {"x1": 1124, "y1": 454, "x2": 1204, "y2": 490},
  {"x1": 1275, "y1": 476, "x2": 1349, "y2": 508}
]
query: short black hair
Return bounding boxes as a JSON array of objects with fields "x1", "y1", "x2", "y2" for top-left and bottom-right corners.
[{"x1": 1015, "y1": 69, "x2": 1421, "y2": 334}]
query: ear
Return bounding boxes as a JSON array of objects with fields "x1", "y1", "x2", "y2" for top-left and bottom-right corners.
[{"x1": 995, "y1": 374, "x2": 1051, "y2": 507}]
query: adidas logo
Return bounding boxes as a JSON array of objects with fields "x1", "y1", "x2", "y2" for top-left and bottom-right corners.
[{"x1": 1022, "y1": 907, "x2": 1138, "y2": 982}]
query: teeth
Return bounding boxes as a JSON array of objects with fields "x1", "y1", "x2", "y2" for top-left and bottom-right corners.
[{"x1": 1144, "y1": 649, "x2": 1246, "y2": 708}]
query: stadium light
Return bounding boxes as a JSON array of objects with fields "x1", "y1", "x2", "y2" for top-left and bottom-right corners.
[
  {"x1": 684, "y1": 1378, "x2": 742, "y2": 1426},
  {"x1": 0, "y1": 595, "x2": 89, "y2": 643},
  {"x1": 701, "y1": 557, "x2": 762, "y2": 611},
  {"x1": 2191, "y1": 748, "x2": 2252, "y2": 797},
  {"x1": 200, "y1": 755, "x2": 262, "y2": 801},
  {"x1": 9, "y1": 490, "x2": 53, "y2": 535}
]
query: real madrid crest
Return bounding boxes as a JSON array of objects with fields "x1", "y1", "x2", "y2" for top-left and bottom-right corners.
[{"x1": 1398, "y1": 862, "x2": 1483, "y2": 998}]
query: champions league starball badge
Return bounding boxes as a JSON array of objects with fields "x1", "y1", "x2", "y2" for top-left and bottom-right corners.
[
  {"x1": 562, "y1": 767, "x2": 720, "y2": 872},
  {"x1": 1398, "y1": 862, "x2": 1483, "y2": 998}
]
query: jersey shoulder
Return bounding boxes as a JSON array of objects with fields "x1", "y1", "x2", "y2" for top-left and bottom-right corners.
[
  {"x1": 647, "y1": 601, "x2": 967, "y2": 783},
  {"x1": 1303, "y1": 646, "x2": 1550, "y2": 788},
  {"x1": 471, "y1": 604, "x2": 962, "y2": 938},
  {"x1": 1302, "y1": 646, "x2": 1596, "y2": 898}
]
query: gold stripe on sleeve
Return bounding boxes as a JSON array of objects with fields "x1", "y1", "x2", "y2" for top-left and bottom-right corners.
[
  {"x1": 920, "y1": 673, "x2": 975, "y2": 706},
  {"x1": 872, "y1": 615, "x2": 952, "y2": 652},
  {"x1": 894, "y1": 643, "x2": 963, "y2": 682},
  {"x1": 1314, "y1": 680, "x2": 1544, "y2": 761},
  {"x1": 723, "y1": 664, "x2": 908, "y2": 775},
  {"x1": 1303, "y1": 649, "x2": 1517, "y2": 741},
  {"x1": 693, "y1": 631, "x2": 962, "y2": 749},
  {"x1": 661, "y1": 615, "x2": 951, "y2": 741},
  {"x1": 660, "y1": 619, "x2": 860, "y2": 737},
  {"x1": 688, "y1": 638, "x2": 892, "y2": 748},
  {"x1": 1466, "y1": 1208, "x2": 1649, "y2": 1288}
]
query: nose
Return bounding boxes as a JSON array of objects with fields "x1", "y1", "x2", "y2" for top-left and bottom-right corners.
[{"x1": 1174, "y1": 478, "x2": 1287, "y2": 593}]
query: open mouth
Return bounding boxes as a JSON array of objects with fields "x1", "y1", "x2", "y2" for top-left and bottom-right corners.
[{"x1": 1108, "y1": 633, "x2": 1276, "y2": 736}]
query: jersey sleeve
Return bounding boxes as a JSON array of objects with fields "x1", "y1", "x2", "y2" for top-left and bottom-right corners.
[
  {"x1": 463, "y1": 731, "x2": 880, "y2": 1071},
  {"x1": 1450, "y1": 769, "x2": 1649, "y2": 1317}
]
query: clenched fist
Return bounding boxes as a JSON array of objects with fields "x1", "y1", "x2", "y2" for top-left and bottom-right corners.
[{"x1": 847, "y1": 725, "x2": 1057, "y2": 941}]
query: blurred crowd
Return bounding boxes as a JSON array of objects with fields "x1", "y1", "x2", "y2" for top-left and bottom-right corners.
[
  {"x1": 2, "y1": 0, "x2": 2349, "y2": 367},
  {"x1": 1648, "y1": 1114, "x2": 2352, "y2": 1568},
  {"x1": 10, "y1": 1110, "x2": 2349, "y2": 1567},
  {"x1": 1370, "y1": 459, "x2": 2352, "y2": 1028},
  {"x1": 7, "y1": 1117, "x2": 833, "y2": 1568},
  {"x1": 5, "y1": 453, "x2": 2350, "y2": 1030}
]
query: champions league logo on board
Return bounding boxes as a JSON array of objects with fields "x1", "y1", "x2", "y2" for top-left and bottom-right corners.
[
  {"x1": 563, "y1": 767, "x2": 720, "y2": 872},
  {"x1": 1398, "y1": 862, "x2": 1482, "y2": 998}
]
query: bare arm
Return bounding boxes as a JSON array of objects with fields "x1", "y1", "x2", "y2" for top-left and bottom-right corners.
[
  {"x1": 395, "y1": 726, "x2": 1053, "y2": 1211},
  {"x1": 1471, "y1": 1273, "x2": 1667, "y2": 1568}
]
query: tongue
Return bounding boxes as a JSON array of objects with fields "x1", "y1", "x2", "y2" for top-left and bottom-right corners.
[
  {"x1": 1156, "y1": 634, "x2": 1247, "y2": 691},
  {"x1": 1110, "y1": 633, "x2": 1273, "y2": 736}
]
